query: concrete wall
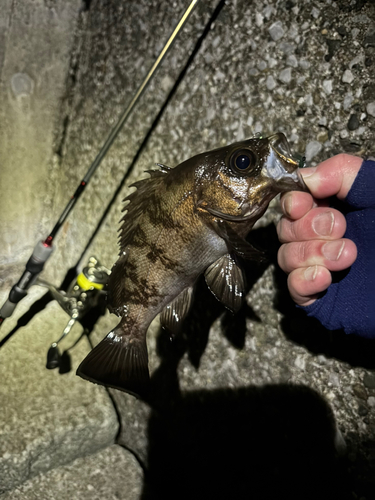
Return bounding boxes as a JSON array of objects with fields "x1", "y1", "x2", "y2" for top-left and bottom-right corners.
[
  {"x1": 2, "y1": 0, "x2": 374, "y2": 289},
  {"x1": 1, "y1": 0, "x2": 375, "y2": 495},
  {"x1": 0, "y1": 0, "x2": 83, "y2": 287}
]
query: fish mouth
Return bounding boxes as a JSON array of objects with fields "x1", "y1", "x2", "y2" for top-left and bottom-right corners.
[
  {"x1": 203, "y1": 204, "x2": 265, "y2": 222},
  {"x1": 264, "y1": 133, "x2": 309, "y2": 192}
]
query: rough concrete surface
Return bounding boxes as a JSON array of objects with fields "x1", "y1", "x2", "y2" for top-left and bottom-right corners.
[
  {"x1": 43, "y1": 0, "x2": 220, "y2": 287},
  {"x1": 0, "y1": 445, "x2": 143, "y2": 500},
  {"x1": 0, "y1": 288, "x2": 119, "y2": 494},
  {"x1": 72, "y1": 0, "x2": 374, "y2": 497},
  {"x1": 1, "y1": 0, "x2": 375, "y2": 498},
  {"x1": 0, "y1": 0, "x2": 82, "y2": 286}
]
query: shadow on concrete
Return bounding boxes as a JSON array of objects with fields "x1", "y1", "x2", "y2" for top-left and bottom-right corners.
[
  {"x1": 141, "y1": 384, "x2": 349, "y2": 500},
  {"x1": 149, "y1": 222, "x2": 375, "y2": 397},
  {"x1": 148, "y1": 255, "x2": 267, "y2": 404},
  {"x1": 143, "y1": 221, "x2": 375, "y2": 408},
  {"x1": 149, "y1": 226, "x2": 270, "y2": 390},
  {"x1": 138, "y1": 221, "x2": 374, "y2": 498},
  {"x1": 0, "y1": 290, "x2": 53, "y2": 349}
]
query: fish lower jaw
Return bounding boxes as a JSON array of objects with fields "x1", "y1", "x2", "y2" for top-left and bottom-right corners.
[{"x1": 241, "y1": 204, "x2": 262, "y2": 218}]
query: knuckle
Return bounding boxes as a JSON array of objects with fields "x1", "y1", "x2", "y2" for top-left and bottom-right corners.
[
  {"x1": 300, "y1": 213, "x2": 315, "y2": 238},
  {"x1": 278, "y1": 244, "x2": 289, "y2": 272},
  {"x1": 286, "y1": 218, "x2": 298, "y2": 241},
  {"x1": 287, "y1": 242, "x2": 305, "y2": 268},
  {"x1": 278, "y1": 217, "x2": 291, "y2": 242},
  {"x1": 289, "y1": 241, "x2": 317, "y2": 268},
  {"x1": 287, "y1": 270, "x2": 302, "y2": 296},
  {"x1": 335, "y1": 153, "x2": 349, "y2": 165},
  {"x1": 291, "y1": 222, "x2": 299, "y2": 240},
  {"x1": 305, "y1": 240, "x2": 318, "y2": 260},
  {"x1": 277, "y1": 245, "x2": 285, "y2": 268},
  {"x1": 295, "y1": 241, "x2": 306, "y2": 264}
]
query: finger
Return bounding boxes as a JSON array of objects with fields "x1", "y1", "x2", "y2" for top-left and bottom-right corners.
[
  {"x1": 277, "y1": 207, "x2": 347, "y2": 243},
  {"x1": 278, "y1": 238, "x2": 357, "y2": 274},
  {"x1": 287, "y1": 265, "x2": 332, "y2": 306},
  {"x1": 280, "y1": 191, "x2": 330, "y2": 219},
  {"x1": 301, "y1": 154, "x2": 362, "y2": 200},
  {"x1": 280, "y1": 192, "x2": 315, "y2": 219}
]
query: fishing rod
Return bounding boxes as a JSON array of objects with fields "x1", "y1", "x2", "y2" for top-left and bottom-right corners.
[{"x1": 0, "y1": 0, "x2": 199, "y2": 329}]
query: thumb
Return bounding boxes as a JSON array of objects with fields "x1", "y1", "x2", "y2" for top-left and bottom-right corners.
[{"x1": 301, "y1": 154, "x2": 363, "y2": 200}]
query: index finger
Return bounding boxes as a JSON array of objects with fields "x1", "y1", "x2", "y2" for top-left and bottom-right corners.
[
  {"x1": 301, "y1": 154, "x2": 362, "y2": 200},
  {"x1": 280, "y1": 191, "x2": 329, "y2": 220}
]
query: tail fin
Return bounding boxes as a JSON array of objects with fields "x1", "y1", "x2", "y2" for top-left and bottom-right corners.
[{"x1": 77, "y1": 323, "x2": 150, "y2": 398}]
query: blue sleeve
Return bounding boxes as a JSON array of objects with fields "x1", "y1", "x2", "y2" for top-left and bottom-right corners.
[{"x1": 301, "y1": 158, "x2": 375, "y2": 338}]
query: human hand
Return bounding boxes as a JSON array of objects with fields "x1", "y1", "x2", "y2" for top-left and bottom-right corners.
[
  {"x1": 277, "y1": 154, "x2": 375, "y2": 337},
  {"x1": 277, "y1": 154, "x2": 361, "y2": 307}
]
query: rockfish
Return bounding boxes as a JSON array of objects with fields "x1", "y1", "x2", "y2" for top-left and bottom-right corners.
[{"x1": 77, "y1": 133, "x2": 307, "y2": 396}]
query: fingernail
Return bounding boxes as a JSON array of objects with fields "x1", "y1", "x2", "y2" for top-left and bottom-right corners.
[
  {"x1": 304, "y1": 265, "x2": 318, "y2": 281},
  {"x1": 282, "y1": 194, "x2": 292, "y2": 216},
  {"x1": 312, "y1": 211, "x2": 334, "y2": 236},
  {"x1": 301, "y1": 168, "x2": 319, "y2": 193},
  {"x1": 300, "y1": 167, "x2": 316, "y2": 179},
  {"x1": 322, "y1": 240, "x2": 345, "y2": 261}
]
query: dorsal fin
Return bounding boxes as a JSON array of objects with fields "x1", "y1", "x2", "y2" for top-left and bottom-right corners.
[
  {"x1": 155, "y1": 163, "x2": 171, "y2": 172},
  {"x1": 119, "y1": 165, "x2": 170, "y2": 252}
]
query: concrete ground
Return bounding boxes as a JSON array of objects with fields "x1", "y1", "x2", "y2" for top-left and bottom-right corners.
[{"x1": 1, "y1": 0, "x2": 375, "y2": 498}]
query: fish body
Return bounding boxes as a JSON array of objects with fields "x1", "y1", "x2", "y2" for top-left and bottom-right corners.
[{"x1": 77, "y1": 133, "x2": 307, "y2": 396}]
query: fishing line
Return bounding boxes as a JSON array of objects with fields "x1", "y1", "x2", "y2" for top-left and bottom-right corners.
[
  {"x1": 65, "y1": 0, "x2": 227, "y2": 287},
  {"x1": 0, "y1": 0, "x2": 200, "y2": 328}
]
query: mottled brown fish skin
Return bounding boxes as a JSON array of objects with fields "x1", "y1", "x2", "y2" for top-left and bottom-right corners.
[
  {"x1": 77, "y1": 133, "x2": 308, "y2": 396},
  {"x1": 107, "y1": 161, "x2": 228, "y2": 336}
]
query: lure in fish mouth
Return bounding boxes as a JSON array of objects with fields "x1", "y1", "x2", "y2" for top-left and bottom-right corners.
[{"x1": 77, "y1": 132, "x2": 308, "y2": 397}]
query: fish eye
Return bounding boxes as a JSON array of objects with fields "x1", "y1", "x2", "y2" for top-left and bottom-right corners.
[
  {"x1": 236, "y1": 155, "x2": 250, "y2": 169},
  {"x1": 230, "y1": 149, "x2": 257, "y2": 175}
]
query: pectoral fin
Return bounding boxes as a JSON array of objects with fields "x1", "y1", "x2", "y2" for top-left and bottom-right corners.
[
  {"x1": 77, "y1": 321, "x2": 150, "y2": 398},
  {"x1": 213, "y1": 220, "x2": 265, "y2": 261},
  {"x1": 160, "y1": 286, "x2": 194, "y2": 334},
  {"x1": 204, "y1": 254, "x2": 246, "y2": 313}
]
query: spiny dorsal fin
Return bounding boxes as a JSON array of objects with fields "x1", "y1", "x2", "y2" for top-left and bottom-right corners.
[
  {"x1": 155, "y1": 163, "x2": 171, "y2": 172},
  {"x1": 119, "y1": 165, "x2": 170, "y2": 252}
]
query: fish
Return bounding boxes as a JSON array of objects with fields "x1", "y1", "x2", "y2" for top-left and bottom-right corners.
[{"x1": 77, "y1": 132, "x2": 308, "y2": 397}]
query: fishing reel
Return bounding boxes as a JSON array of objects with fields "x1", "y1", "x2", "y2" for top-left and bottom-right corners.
[{"x1": 37, "y1": 256, "x2": 110, "y2": 373}]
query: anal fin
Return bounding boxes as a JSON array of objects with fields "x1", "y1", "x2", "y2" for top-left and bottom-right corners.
[
  {"x1": 160, "y1": 286, "x2": 194, "y2": 334},
  {"x1": 77, "y1": 322, "x2": 150, "y2": 398}
]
